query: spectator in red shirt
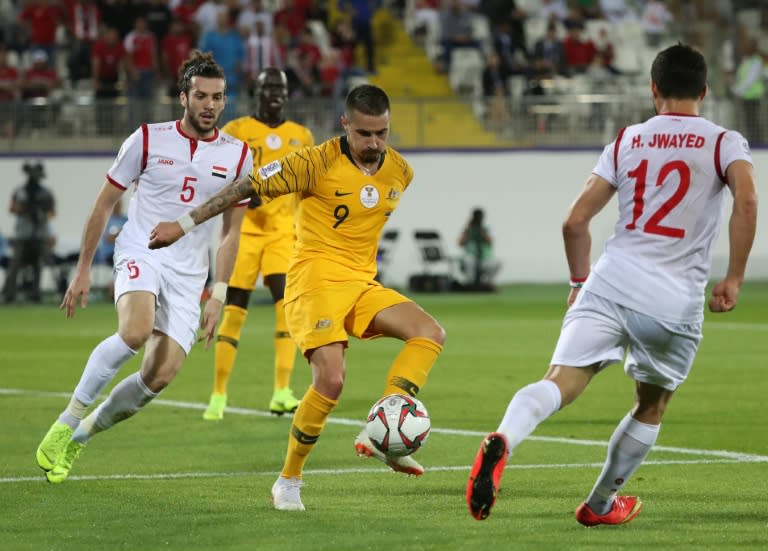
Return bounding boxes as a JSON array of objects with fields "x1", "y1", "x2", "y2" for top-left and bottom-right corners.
[
  {"x1": 0, "y1": 45, "x2": 20, "y2": 139},
  {"x1": 19, "y1": 50, "x2": 61, "y2": 133},
  {"x1": 330, "y1": 18, "x2": 358, "y2": 74},
  {"x1": 173, "y1": 0, "x2": 200, "y2": 30},
  {"x1": 18, "y1": 0, "x2": 62, "y2": 64},
  {"x1": 562, "y1": 21, "x2": 595, "y2": 75},
  {"x1": 274, "y1": 0, "x2": 308, "y2": 43},
  {"x1": 294, "y1": 26, "x2": 322, "y2": 67},
  {"x1": 91, "y1": 26, "x2": 126, "y2": 134},
  {"x1": 64, "y1": 0, "x2": 101, "y2": 84},
  {"x1": 21, "y1": 50, "x2": 60, "y2": 99},
  {"x1": 593, "y1": 27, "x2": 620, "y2": 75},
  {"x1": 0, "y1": 45, "x2": 20, "y2": 102},
  {"x1": 124, "y1": 16, "x2": 158, "y2": 128},
  {"x1": 318, "y1": 48, "x2": 342, "y2": 97},
  {"x1": 161, "y1": 18, "x2": 193, "y2": 98},
  {"x1": 285, "y1": 29, "x2": 321, "y2": 97}
]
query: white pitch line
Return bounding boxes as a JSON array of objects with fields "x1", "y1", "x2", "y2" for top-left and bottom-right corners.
[
  {"x1": 4, "y1": 388, "x2": 768, "y2": 463},
  {"x1": 0, "y1": 457, "x2": 753, "y2": 485}
]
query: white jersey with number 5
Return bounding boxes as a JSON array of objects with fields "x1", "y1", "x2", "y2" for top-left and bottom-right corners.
[
  {"x1": 107, "y1": 121, "x2": 253, "y2": 279},
  {"x1": 588, "y1": 114, "x2": 752, "y2": 323}
]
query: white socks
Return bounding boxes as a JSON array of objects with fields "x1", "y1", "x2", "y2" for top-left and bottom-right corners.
[
  {"x1": 586, "y1": 413, "x2": 660, "y2": 514},
  {"x1": 72, "y1": 372, "x2": 158, "y2": 444},
  {"x1": 496, "y1": 379, "x2": 562, "y2": 452},
  {"x1": 59, "y1": 334, "x2": 136, "y2": 430}
]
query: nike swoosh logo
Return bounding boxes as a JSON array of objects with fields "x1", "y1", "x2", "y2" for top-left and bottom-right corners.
[{"x1": 335, "y1": 190, "x2": 353, "y2": 196}]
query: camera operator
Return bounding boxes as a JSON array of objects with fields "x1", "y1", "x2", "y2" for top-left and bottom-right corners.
[{"x1": 2, "y1": 161, "x2": 56, "y2": 303}]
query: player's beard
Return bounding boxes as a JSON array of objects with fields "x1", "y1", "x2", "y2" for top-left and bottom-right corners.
[
  {"x1": 189, "y1": 109, "x2": 221, "y2": 137},
  {"x1": 360, "y1": 149, "x2": 381, "y2": 163}
]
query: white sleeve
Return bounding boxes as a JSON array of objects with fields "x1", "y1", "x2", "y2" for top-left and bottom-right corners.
[
  {"x1": 592, "y1": 141, "x2": 617, "y2": 187},
  {"x1": 237, "y1": 146, "x2": 254, "y2": 180},
  {"x1": 106, "y1": 127, "x2": 144, "y2": 190},
  {"x1": 236, "y1": 145, "x2": 254, "y2": 207},
  {"x1": 720, "y1": 130, "x2": 753, "y2": 172}
]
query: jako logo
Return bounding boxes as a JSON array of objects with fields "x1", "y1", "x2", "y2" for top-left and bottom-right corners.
[{"x1": 158, "y1": 159, "x2": 174, "y2": 165}]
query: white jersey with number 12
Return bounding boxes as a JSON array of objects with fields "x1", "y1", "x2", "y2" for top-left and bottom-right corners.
[{"x1": 588, "y1": 114, "x2": 752, "y2": 323}]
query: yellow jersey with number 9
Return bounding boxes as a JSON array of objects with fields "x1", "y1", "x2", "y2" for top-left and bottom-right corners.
[
  {"x1": 222, "y1": 117, "x2": 314, "y2": 236},
  {"x1": 248, "y1": 136, "x2": 414, "y2": 301}
]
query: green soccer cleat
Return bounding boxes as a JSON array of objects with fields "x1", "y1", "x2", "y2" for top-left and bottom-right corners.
[
  {"x1": 202, "y1": 393, "x2": 227, "y2": 420},
  {"x1": 36, "y1": 421, "x2": 74, "y2": 472},
  {"x1": 269, "y1": 388, "x2": 300, "y2": 416},
  {"x1": 46, "y1": 440, "x2": 86, "y2": 484}
]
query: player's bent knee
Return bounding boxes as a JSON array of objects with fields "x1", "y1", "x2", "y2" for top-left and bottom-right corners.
[
  {"x1": 413, "y1": 321, "x2": 445, "y2": 346},
  {"x1": 430, "y1": 323, "x2": 447, "y2": 346},
  {"x1": 313, "y1": 374, "x2": 344, "y2": 399},
  {"x1": 143, "y1": 373, "x2": 174, "y2": 393},
  {"x1": 119, "y1": 327, "x2": 153, "y2": 350}
]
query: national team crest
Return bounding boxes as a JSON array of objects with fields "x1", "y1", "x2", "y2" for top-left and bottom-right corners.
[
  {"x1": 266, "y1": 134, "x2": 283, "y2": 150},
  {"x1": 211, "y1": 165, "x2": 227, "y2": 179},
  {"x1": 360, "y1": 185, "x2": 379, "y2": 208}
]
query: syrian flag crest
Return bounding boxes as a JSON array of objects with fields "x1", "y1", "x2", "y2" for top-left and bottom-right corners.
[{"x1": 211, "y1": 165, "x2": 227, "y2": 179}]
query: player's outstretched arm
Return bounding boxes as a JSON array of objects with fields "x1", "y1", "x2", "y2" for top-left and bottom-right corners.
[
  {"x1": 562, "y1": 174, "x2": 615, "y2": 306},
  {"x1": 148, "y1": 176, "x2": 254, "y2": 249},
  {"x1": 709, "y1": 160, "x2": 758, "y2": 313},
  {"x1": 61, "y1": 182, "x2": 124, "y2": 318}
]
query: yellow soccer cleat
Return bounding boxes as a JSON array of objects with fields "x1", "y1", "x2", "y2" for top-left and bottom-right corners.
[
  {"x1": 36, "y1": 421, "x2": 74, "y2": 472},
  {"x1": 46, "y1": 440, "x2": 86, "y2": 484},
  {"x1": 269, "y1": 388, "x2": 300, "y2": 416},
  {"x1": 202, "y1": 393, "x2": 227, "y2": 421}
]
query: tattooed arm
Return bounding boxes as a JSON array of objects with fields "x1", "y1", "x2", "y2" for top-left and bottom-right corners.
[
  {"x1": 149, "y1": 142, "x2": 326, "y2": 249},
  {"x1": 148, "y1": 177, "x2": 254, "y2": 249}
]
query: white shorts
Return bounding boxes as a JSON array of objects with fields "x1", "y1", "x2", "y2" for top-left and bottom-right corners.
[
  {"x1": 113, "y1": 254, "x2": 204, "y2": 354},
  {"x1": 550, "y1": 290, "x2": 702, "y2": 391}
]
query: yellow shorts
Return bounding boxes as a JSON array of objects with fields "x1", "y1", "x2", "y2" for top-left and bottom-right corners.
[
  {"x1": 284, "y1": 280, "x2": 411, "y2": 354},
  {"x1": 228, "y1": 232, "x2": 294, "y2": 290}
]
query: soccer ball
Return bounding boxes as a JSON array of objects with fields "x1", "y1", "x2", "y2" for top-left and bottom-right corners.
[{"x1": 365, "y1": 394, "x2": 431, "y2": 457}]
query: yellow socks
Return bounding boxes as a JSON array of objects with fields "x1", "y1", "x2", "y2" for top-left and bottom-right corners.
[
  {"x1": 383, "y1": 337, "x2": 443, "y2": 397},
  {"x1": 213, "y1": 305, "x2": 248, "y2": 396},
  {"x1": 281, "y1": 386, "x2": 337, "y2": 478},
  {"x1": 273, "y1": 299, "x2": 296, "y2": 390}
]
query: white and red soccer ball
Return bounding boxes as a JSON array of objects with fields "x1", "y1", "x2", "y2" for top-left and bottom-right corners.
[{"x1": 365, "y1": 394, "x2": 431, "y2": 457}]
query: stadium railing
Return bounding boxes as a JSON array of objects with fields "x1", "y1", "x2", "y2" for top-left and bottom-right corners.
[{"x1": 0, "y1": 92, "x2": 761, "y2": 151}]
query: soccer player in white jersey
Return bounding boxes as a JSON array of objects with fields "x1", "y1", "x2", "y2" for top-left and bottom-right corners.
[
  {"x1": 35, "y1": 50, "x2": 254, "y2": 483},
  {"x1": 467, "y1": 43, "x2": 758, "y2": 525}
]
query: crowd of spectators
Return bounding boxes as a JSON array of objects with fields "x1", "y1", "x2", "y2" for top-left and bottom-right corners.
[
  {"x1": 416, "y1": 0, "x2": 673, "y2": 86},
  {"x1": 399, "y1": 0, "x2": 768, "y2": 137},
  {"x1": 0, "y1": 0, "x2": 765, "y2": 140},
  {"x1": 0, "y1": 0, "x2": 380, "y2": 134}
]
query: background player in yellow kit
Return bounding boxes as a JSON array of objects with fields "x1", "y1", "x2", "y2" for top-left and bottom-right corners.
[
  {"x1": 150, "y1": 84, "x2": 446, "y2": 512},
  {"x1": 202, "y1": 68, "x2": 314, "y2": 420}
]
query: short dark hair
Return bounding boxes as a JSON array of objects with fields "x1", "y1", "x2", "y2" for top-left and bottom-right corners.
[
  {"x1": 345, "y1": 84, "x2": 390, "y2": 117},
  {"x1": 651, "y1": 43, "x2": 707, "y2": 100},
  {"x1": 177, "y1": 50, "x2": 226, "y2": 94}
]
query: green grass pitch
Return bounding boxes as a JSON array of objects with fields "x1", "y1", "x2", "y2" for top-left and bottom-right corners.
[{"x1": 1, "y1": 283, "x2": 767, "y2": 550}]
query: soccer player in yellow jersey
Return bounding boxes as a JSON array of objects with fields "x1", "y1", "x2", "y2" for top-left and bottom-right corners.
[
  {"x1": 202, "y1": 68, "x2": 314, "y2": 420},
  {"x1": 150, "y1": 84, "x2": 446, "y2": 511}
]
